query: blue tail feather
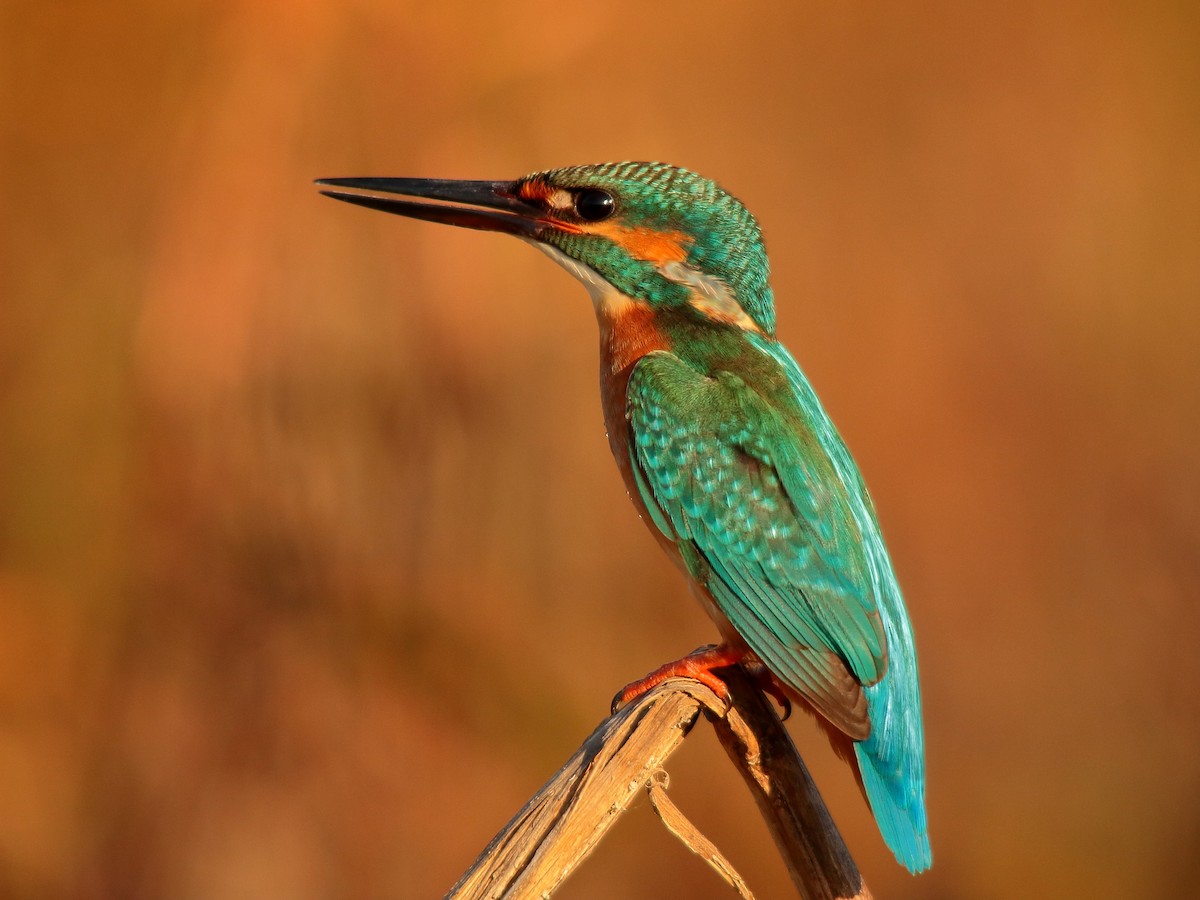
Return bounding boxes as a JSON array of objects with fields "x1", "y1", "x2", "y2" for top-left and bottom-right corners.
[{"x1": 855, "y1": 678, "x2": 931, "y2": 872}]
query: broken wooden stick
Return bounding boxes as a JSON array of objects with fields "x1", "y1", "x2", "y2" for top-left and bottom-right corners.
[{"x1": 446, "y1": 664, "x2": 871, "y2": 899}]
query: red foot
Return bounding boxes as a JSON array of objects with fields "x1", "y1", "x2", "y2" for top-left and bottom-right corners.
[{"x1": 612, "y1": 645, "x2": 745, "y2": 712}]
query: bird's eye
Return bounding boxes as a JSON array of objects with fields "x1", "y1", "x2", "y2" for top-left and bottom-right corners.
[{"x1": 574, "y1": 189, "x2": 615, "y2": 222}]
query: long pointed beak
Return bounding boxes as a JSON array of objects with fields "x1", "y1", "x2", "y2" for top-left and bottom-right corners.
[{"x1": 315, "y1": 176, "x2": 549, "y2": 239}]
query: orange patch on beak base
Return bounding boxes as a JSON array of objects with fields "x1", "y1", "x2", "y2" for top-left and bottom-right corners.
[
  {"x1": 518, "y1": 178, "x2": 575, "y2": 212},
  {"x1": 517, "y1": 178, "x2": 553, "y2": 204}
]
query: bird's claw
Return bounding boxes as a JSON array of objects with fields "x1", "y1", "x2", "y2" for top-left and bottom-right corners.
[
  {"x1": 738, "y1": 657, "x2": 793, "y2": 721},
  {"x1": 610, "y1": 689, "x2": 626, "y2": 715},
  {"x1": 761, "y1": 680, "x2": 793, "y2": 721}
]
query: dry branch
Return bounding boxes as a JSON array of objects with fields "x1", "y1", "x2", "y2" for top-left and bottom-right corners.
[
  {"x1": 447, "y1": 664, "x2": 870, "y2": 900},
  {"x1": 711, "y1": 668, "x2": 872, "y2": 900}
]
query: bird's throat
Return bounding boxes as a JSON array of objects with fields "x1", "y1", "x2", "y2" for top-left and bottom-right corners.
[
  {"x1": 532, "y1": 242, "x2": 671, "y2": 372},
  {"x1": 531, "y1": 242, "x2": 612, "y2": 307}
]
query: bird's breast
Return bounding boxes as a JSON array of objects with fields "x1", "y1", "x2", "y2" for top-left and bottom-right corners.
[
  {"x1": 594, "y1": 296, "x2": 686, "y2": 565},
  {"x1": 596, "y1": 294, "x2": 671, "y2": 462}
]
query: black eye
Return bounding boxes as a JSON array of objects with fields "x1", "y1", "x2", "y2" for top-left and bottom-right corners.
[{"x1": 574, "y1": 189, "x2": 615, "y2": 221}]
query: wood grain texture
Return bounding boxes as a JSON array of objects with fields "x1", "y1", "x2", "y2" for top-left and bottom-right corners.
[
  {"x1": 712, "y1": 668, "x2": 871, "y2": 900},
  {"x1": 448, "y1": 663, "x2": 870, "y2": 899}
]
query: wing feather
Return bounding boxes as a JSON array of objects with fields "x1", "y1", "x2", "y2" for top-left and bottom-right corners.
[{"x1": 626, "y1": 350, "x2": 886, "y2": 737}]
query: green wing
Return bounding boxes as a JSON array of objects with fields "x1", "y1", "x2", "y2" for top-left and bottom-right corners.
[{"x1": 626, "y1": 350, "x2": 887, "y2": 738}]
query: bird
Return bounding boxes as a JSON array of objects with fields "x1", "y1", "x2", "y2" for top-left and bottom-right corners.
[{"x1": 316, "y1": 162, "x2": 931, "y2": 873}]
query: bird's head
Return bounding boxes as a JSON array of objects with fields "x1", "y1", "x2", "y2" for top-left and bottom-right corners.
[{"x1": 318, "y1": 162, "x2": 775, "y2": 335}]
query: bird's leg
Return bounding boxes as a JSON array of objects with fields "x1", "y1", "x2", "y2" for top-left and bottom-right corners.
[{"x1": 612, "y1": 644, "x2": 745, "y2": 713}]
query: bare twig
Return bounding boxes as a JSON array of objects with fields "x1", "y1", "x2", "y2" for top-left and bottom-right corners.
[
  {"x1": 447, "y1": 663, "x2": 870, "y2": 900},
  {"x1": 645, "y1": 768, "x2": 756, "y2": 899}
]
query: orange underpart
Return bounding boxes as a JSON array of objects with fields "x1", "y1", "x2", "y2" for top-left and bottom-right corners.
[{"x1": 615, "y1": 645, "x2": 746, "y2": 708}]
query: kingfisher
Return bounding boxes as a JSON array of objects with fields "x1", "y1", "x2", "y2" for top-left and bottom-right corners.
[{"x1": 316, "y1": 162, "x2": 931, "y2": 873}]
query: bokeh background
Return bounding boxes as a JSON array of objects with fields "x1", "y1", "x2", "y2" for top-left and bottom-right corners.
[{"x1": 3, "y1": 1, "x2": 1199, "y2": 898}]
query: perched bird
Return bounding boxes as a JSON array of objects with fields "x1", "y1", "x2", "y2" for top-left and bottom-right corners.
[{"x1": 317, "y1": 163, "x2": 930, "y2": 872}]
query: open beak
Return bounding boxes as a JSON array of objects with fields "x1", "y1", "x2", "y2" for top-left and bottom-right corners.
[{"x1": 315, "y1": 176, "x2": 548, "y2": 239}]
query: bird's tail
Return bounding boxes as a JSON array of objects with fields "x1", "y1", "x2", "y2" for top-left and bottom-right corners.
[{"x1": 854, "y1": 679, "x2": 931, "y2": 873}]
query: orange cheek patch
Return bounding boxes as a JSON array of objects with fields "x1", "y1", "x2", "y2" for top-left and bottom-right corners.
[{"x1": 584, "y1": 222, "x2": 691, "y2": 264}]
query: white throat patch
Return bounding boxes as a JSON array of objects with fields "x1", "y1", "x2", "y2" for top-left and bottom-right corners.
[{"x1": 531, "y1": 242, "x2": 625, "y2": 312}]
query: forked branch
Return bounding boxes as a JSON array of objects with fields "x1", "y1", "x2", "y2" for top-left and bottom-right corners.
[{"x1": 447, "y1": 663, "x2": 870, "y2": 900}]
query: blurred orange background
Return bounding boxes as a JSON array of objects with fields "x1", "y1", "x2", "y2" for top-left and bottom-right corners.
[{"x1": 2, "y1": 2, "x2": 1198, "y2": 898}]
